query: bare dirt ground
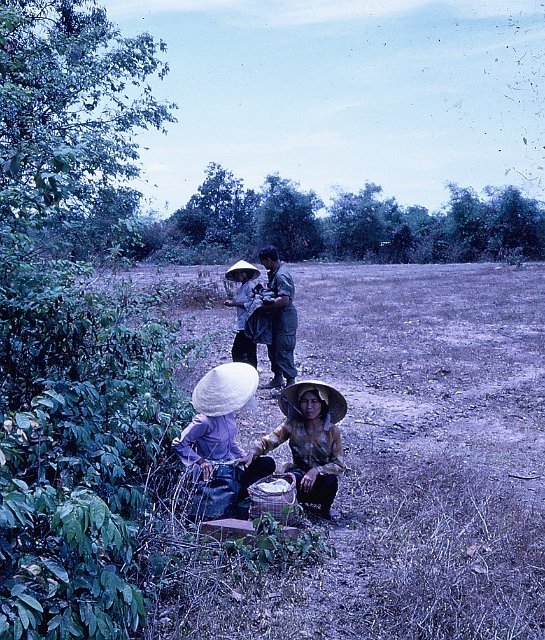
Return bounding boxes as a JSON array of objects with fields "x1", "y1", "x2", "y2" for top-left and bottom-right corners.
[{"x1": 128, "y1": 261, "x2": 545, "y2": 639}]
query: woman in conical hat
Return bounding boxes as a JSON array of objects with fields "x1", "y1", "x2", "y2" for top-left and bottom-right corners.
[
  {"x1": 172, "y1": 362, "x2": 275, "y2": 516},
  {"x1": 243, "y1": 379, "x2": 347, "y2": 519},
  {"x1": 223, "y1": 260, "x2": 261, "y2": 369}
]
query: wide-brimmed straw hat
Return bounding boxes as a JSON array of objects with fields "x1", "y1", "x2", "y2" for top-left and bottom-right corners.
[
  {"x1": 192, "y1": 362, "x2": 259, "y2": 416},
  {"x1": 278, "y1": 380, "x2": 348, "y2": 424},
  {"x1": 225, "y1": 260, "x2": 260, "y2": 281}
]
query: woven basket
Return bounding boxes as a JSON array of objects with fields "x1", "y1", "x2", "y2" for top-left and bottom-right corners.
[{"x1": 247, "y1": 473, "x2": 299, "y2": 525}]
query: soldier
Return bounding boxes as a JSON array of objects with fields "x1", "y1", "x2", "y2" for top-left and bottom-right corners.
[{"x1": 258, "y1": 245, "x2": 298, "y2": 389}]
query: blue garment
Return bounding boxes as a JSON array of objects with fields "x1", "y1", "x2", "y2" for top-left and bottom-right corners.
[
  {"x1": 172, "y1": 413, "x2": 245, "y2": 468},
  {"x1": 172, "y1": 413, "x2": 276, "y2": 500},
  {"x1": 233, "y1": 280, "x2": 255, "y2": 331}
]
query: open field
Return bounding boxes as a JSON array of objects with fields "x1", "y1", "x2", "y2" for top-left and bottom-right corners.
[{"x1": 128, "y1": 260, "x2": 545, "y2": 639}]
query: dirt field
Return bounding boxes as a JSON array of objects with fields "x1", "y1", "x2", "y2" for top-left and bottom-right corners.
[{"x1": 130, "y1": 260, "x2": 545, "y2": 639}]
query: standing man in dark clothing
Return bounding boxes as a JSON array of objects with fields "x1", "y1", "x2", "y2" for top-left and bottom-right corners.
[{"x1": 258, "y1": 245, "x2": 298, "y2": 389}]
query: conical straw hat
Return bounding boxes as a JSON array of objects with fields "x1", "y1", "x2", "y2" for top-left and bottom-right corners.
[
  {"x1": 278, "y1": 380, "x2": 348, "y2": 424},
  {"x1": 225, "y1": 260, "x2": 260, "y2": 281},
  {"x1": 192, "y1": 362, "x2": 259, "y2": 416}
]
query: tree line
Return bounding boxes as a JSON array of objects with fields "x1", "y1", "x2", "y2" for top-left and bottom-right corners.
[{"x1": 136, "y1": 163, "x2": 545, "y2": 266}]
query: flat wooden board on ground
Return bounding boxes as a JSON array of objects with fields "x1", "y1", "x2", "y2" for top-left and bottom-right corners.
[{"x1": 200, "y1": 518, "x2": 300, "y2": 541}]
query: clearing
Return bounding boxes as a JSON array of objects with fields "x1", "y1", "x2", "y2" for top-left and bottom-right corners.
[{"x1": 128, "y1": 261, "x2": 545, "y2": 639}]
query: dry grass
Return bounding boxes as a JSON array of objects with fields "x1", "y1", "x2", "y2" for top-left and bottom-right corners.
[
  {"x1": 355, "y1": 456, "x2": 545, "y2": 639},
  {"x1": 135, "y1": 469, "x2": 246, "y2": 640},
  {"x1": 114, "y1": 261, "x2": 545, "y2": 640},
  {"x1": 135, "y1": 457, "x2": 333, "y2": 640}
]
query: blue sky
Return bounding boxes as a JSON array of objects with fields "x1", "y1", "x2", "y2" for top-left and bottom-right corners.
[{"x1": 101, "y1": 1, "x2": 545, "y2": 217}]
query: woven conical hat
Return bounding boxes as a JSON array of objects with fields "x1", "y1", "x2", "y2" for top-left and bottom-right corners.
[
  {"x1": 225, "y1": 260, "x2": 260, "y2": 281},
  {"x1": 278, "y1": 380, "x2": 348, "y2": 424},
  {"x1": 192, "y1": 362, "x2": 259, "y2": 416}
]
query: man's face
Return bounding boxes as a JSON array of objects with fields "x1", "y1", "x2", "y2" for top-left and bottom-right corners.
[{"x1": 260, "y1": 257, "x2": 273, "y2": 270}]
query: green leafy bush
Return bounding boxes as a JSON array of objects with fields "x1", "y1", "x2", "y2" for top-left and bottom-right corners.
[
  {"x1": 0, "y1": 2, "x2": 193, "y2": 635},
  {"x1": 224, "y1": 512, "x2": 333, "y2": 577},
  {"x1": 149, "y1": 241, "x2": 232, "y2": 266},
  {"x1": 0, "y1": 234, "x2": 196, "y2": 639}
]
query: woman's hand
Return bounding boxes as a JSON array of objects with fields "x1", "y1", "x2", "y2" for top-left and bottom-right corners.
[
  {"x1": 197, "y1": 459, "x2": 214, "y2": 481},
  {"x1": 300, "y1": 468, "x2": 319, "y2": 493},
  {"x1": 235, "y1": 453, "x2": 254, "y2": 468},
  {"x1": 224, "y1": 299, "x2": 236, "y2": 307}
]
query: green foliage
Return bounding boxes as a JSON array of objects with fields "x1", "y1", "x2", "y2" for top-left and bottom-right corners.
[
  {"x1": 442, "y1": 184, "x2": 545, "y2": 263},
  {"x1": 0, "y1": 2, "x2": 202, "y2": 637},
  {"x1": 224, "y1": 512, "x2": 332, "y2": 576},
  {"x1": 150, "y1": 240, "x2": 230, "y2": 266},
  {"x1": 385, "y1": 222, "x2": 415, "y2": 263},
  {"x1": 256, "y1": 174, "x2": 324, "y2": 261},
  {"x1": 146, "y1": 157, "x2": 545, "y2": 266},
  {"x1": 133, "y1": 215, "x2": 173, "y2": 262},
  {"x1": 485, "y1": 185, "x2": 545, "y2": 260},
  {"x1": 0, "y1": 0, "x2": 176, "y2": 256},
  {"x1": 497, "y1": 245, "x2": 525, "y2": 267},
  {"x1": 41, "y1": 186, "x2": 144, "y2": 265},
  {"x1": 0, "y1": 234, "x2": 197, "y2": 638},
  {"x1": 0, "y1": 230, "x2": 91, "y2": 411},
  {"x1": 328, "y1": 183, "x2": 392, "y2": 260},
  {"x1": 0, "y1": 230, "x2": 191, "y2": 418},
  {"x1": 0, "y1": 480, "x2": 147, "y2": 639},
  {"x1": 444, "y1": 184, "x2": 493, "y2": 261},
  {"x1": 406, "y1": 215, "x2": 450, "y2": 264},
  {"x1": 168, "y1": 163, "x2": 260, "y2": 261}
]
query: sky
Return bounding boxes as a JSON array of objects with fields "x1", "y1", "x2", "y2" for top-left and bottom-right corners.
[{"x1": 100, "y1": 0, "x2": 545, "y2": 217}]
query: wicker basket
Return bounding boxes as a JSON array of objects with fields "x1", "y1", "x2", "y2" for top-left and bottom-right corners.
[{"x1": 247, "y1": 473, "x2": 300, "y2": 525}]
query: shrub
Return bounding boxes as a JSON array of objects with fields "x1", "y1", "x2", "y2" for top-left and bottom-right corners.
[
  {"x1": 0, "y1": 239, "x2": 197, "y2": 639},
  {"x1": 148, "y1": 241, "x2": 228, "y2": 266},
  {"x1": 224, "y1": 512, "x2": 332, "y2": 577}
]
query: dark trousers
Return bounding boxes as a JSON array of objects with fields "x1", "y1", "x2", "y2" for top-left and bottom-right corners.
[
  {"x1": 238, "y1": 456, "x2": 275, "y2": 502},
  {"x1": 267, "y1": 329, "x2": 297, "y2": 379},
  {"x1": 232, "y1": 330, "x2": 257, "y2": 369},
  {"x1": 291, "y1": 469, "x2": 338, "y2": 512}
]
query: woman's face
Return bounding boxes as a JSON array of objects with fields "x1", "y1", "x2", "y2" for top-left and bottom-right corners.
[
  {"x1": 235, "y1": 271, "x2": 249, "y2": 283},
  {"x1": 299, "y1": 390, "x2": 323, "y2": 421}
]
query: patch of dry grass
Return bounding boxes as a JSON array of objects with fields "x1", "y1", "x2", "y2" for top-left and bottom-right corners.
[
  {"x1": 356, "y1": 456, "x2": 545, "y2": 639},
  {"x1": 117, "y1": 261, "x2": 545, "y2": 639},
  {"x1": 135, "y1": 461, "x2": 333, "y2": 640}
]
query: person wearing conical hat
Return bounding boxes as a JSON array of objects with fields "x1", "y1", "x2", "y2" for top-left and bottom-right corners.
[
  {"x1": 224, "y1": 260, "x2": 261, "y2": 369},
  {"x1": 242, "y1": 380, "x2": 347, "y2": 519},
  {"x1": 172, "y1": 362, "x2": 275, "y2": 516}
]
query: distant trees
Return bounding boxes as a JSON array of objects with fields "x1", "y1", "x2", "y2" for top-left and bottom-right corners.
[
  {"x1": 144, "y1": 171, "x2": 545, "y2": 265},
  {"x1": 439, "y1": 184, "x2": 545, "y2": 263},
  {"x1": 153, "y1": 167, "x2": 324, "y2": 263},
  {"x1": 328, "y1": 183, "x2": 393, "y2": 259},
  {"x1": 444, "y1": 184, "x2": 492, "y2": 261},
  {"x1": 159, "y1": 163, "x2": 260, "y2": 263},
  {"x1": 485, "y1": 186, "x2": 545, "y2": 260},
  {"x1": 256, "y1": 174, "x2": 324, "y2": 261},
  {"x1": 173, "y1": 163, "x2": 259, "y2": 245}
]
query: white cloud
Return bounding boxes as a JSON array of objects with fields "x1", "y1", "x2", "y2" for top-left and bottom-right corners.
[
  {"x1": 100, "y1": 0, "x2": 241, "y2": 18},
  {"x1": 176, "y1": 128, "x2": 348, "y2": 158},
  {"x1": 100, "y1": 0, "x2": 541, "y2": 24}
]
